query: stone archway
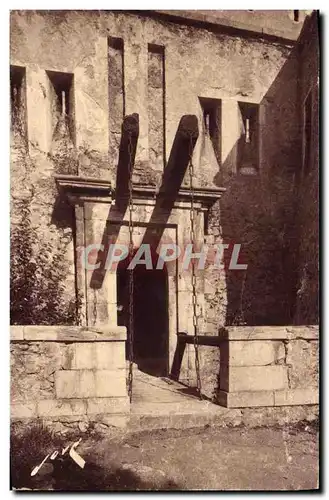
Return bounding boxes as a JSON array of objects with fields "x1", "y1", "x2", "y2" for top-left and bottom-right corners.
[{"x1": 117, "y1": 249, "x2": 169, "y2": 377}]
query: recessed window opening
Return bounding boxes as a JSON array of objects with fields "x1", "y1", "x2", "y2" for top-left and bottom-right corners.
[
  {"x1": 294, "y1": 10, "x2": 299, "y2": 22},
  {"x1": 47, "y1": 71, "x2": 73, "y2": 117},
  {"x1": 10, "y1": 65, "x2": 26, "y2": 136},
  {"x1": 199, "y1": 97, "x2": 222, "y2": 165},
  {"x1": 245, "y1": 118, "x2": 250, "y2": 143},
  {"x1": 204, "y1": 110, "x2": 211, "y2": 135},
  {"x1": 46, "y1": 70, "x2": 75, "y2": 142},
  {"x1": 204, "y1": 211, "x2": 210, "y2": 236},
  {"x1": 108, "y1": 36, "x2": 124, "y2": 52},
  {"x1": 238, "y1": 101, "x2": 259, "y2": 172}
]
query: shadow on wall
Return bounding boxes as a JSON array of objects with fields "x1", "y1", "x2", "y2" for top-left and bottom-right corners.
[{"x1": 212, "y1": 39, "x2": 303, "y2": 326}]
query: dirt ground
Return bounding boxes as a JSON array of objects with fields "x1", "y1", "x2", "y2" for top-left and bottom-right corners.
[
  {"x1": 76, "y1": 424, "x2": 319, "y2": 491},
  {"x1": 12, "y1": 422, "x2": 319, "y2": 491}
]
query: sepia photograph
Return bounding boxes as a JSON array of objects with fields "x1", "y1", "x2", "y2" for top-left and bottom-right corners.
[{"x1": 9, "y1": 8, "x2": 320, "y2": 491}]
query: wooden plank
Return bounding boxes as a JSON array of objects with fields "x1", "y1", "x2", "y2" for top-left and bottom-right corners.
[{"x1": 177, "y1": 333, "x2": 224, "y2": 347}]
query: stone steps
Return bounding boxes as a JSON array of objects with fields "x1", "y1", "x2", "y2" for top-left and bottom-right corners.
[
  {"x1": 129, "y1": 404, "x2": 242, "y2": 432},
  {"x1": 128, "y1": 368, "x2": 241, "y2": 431}
]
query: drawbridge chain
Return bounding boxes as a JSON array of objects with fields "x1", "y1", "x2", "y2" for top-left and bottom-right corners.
[
  {"x1": 127, "y1": 132, "x2": 134, "y2": 402},
  {"x1": 125, "y1": 124, "x2": 201, "y2": 401},
  {"x1": 188, "y1": 133, "x2": 203, "y2": 400}
]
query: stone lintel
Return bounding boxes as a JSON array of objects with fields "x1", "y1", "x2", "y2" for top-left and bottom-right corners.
[
  {"x1": 54, "y1": 175, "x2": 225, "y2": 209},
  {"x1": 133, "y1": 183, "x2": 226, "y2": 208},
  {"x1": 10, "y1": 325, "x2": 127, "y2": 342},
  {"x1": 218, "y1": 389, "x2": 319, "y2": 408},
  {"x1": 219, "y1": 325, "x2": 319, "y2": 341},
  {"x1": 55, "y1": 175, "x2": 113, "y2": 202}
]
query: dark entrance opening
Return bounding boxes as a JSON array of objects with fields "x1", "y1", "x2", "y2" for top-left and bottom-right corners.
[{"x1": 117, "y1": 249, "x2": 169, "y2": 376}]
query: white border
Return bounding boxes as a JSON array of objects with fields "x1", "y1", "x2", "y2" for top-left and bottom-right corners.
[{"x1": 2, "y1": 4, "x2": 326, "y2": 498}]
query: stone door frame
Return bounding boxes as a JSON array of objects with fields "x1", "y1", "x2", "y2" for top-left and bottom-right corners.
[{"x1": 55, "y1": 176, "x2": 225, "y2": 379}]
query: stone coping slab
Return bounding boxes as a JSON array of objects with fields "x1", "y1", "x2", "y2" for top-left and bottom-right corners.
[
  {"x1": 10, "y1": 325, "x2": 127, "y2": 342},
  {"x1": 219, "y1": 325, "x2": 319, "y2": 341}
]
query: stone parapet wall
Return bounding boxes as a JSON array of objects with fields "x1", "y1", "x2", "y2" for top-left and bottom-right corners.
[
  {"x1": 11, "y1": 325, "x2": 129, "y2": 424},
  {"x1": 218, "y1": 325, "x2": 319, "y2": 408},
  {"x1": 10, "y1": 324, "x2": 319, "y2": 429}
]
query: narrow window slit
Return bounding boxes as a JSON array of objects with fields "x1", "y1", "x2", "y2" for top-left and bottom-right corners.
[
  {"x1": 238, "y1": 101, "x2": 259, "y2": 174},
  {"x1": 199, "y1": 97, "x2": 222, "y2": 166},
  {"x1": 204, "y1": 111, "x2": 210, "y2": 135},
  {"x1": 10, "y1": 65, "x2": 27, "y2": 140},
  {"x1": 46, "y1": 70, "x2": 75, "y2": 143},
  {"x1": 108, "y1": 36, "x2": 125, "y2": 167},
  {"x1": 148, "y1": 43, "x2": 165, "y2": 170},
  {"x1": 245, "y1": 118, "x2": 250, "y2": 143}
]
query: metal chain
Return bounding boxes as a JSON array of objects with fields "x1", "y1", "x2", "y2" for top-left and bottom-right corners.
[
  {"x1": 92, "y1": 289, "x2": 97, "y2": 326},
  {"x1": 188, "y1": 133, "x2": 202, "y2": 400},
  {"x1": 127, "y1": 133, "x2": 134, "y2": 402}
]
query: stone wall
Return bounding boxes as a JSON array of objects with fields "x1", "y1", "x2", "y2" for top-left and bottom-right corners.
[
  {"x1": 11, "y1": 10, "x2": 295, "y2": 187},
  {"x1": 294, "y1": 12, "x2": 319, "y2": 325},
  {"x1": 204, "y1": 11, "x2": 319, "y2": 330},
  {"x1": 10, "y1": 10, "x2": 298, "y2": 327},
  {"x1": 10, "y1": 12, "x2": 319, "y2": 408},
  {"x1": 11, "y1": 325, "x2": 319, "y2": 429},
  {"x1": 217, "y1": 325, "x2": 319, "y2": 408},
  {"x1": 11, "y1": 325, "x2": 129, "y2": 431}
]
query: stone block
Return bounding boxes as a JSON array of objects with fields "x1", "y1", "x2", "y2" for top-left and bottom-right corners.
[
  {"x1": 86, "y1": 397, "x2": 130, "y2": 414},
  {"x1": 220, "y1": 326, "x2": 319, "y2": 341},
  {"x1": 69, "y1": 343, "x2": 93, "y2": 370},
  {"x1": 55, "y1": 369, "x2": 127, "y2": 398},
  {"x1": 218, "y1": 390, "x2": 275, "y2": 408},
  {"x1": 11, "y1": 403, "x2": 37, "y2": 418},
  {"x1": 86, "y1": 302, "x2": 109, "y2": 325},
  {"x1": 67, "y1": 343, "x2": 125, "y2": 370},
  {"x1": 95, "y1": 370, "x2": 126, "y2": 397},
  {"x1": 221, "y1": 340, "x2": 285, "y2": 366},
  {"x1": 220, "y1": 326, "x2": 289, "y2": 341},
  {"x1": 23, "y1": 327, "x2": 57, "y2": 341},
  {"x1": 98, "y1": 415, "x2": 128, "y2": 428},
  {"x1": 285, "y1": 326, "x2": 319, "y2": 340},
  {"x1": 37, "y1": 399, "x2": 87, "y2": 417},
  {"x1": 85, "y1": 270, "x2": 117, "y2": 302},
  {"x1": 10, "y1": 326, "x2": 24, "y2": 341},
  {"x1": 241, "y1": 405, "x2": 319, "y2": 428},
  {"x1": 274, "y1": 388, "x2": 319, "y2": 406},
  {"x1": 285, "y1": 340, "x2": 318, "y2": 389},
  {"x1": 19, "y1": 325, "x2": 126, "y2": 342},
  {"x1": 55, "y1": 370, "x2": 81, "y2": 398},
  {"x1": 95, "y1": 342, "x2": 125, "y2": 369},
  {"x1": 220, "y1": 365, "x2": 288, "y2": 392},
  {"x1": 79, "y1": 370, "x2": 96, "y2": 398}
]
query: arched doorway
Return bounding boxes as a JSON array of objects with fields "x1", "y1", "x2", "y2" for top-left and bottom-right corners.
[{"x1": 117, "y1": 249, "x2": 169, "y2": 376}]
